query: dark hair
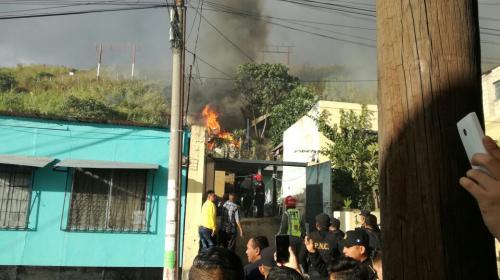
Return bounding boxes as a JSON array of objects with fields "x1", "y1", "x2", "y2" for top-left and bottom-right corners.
[
  {"x1": 365, "y1": 214, "x2": 377, "y2": 227},
  {"x1": 251, "y1": 236, "x2": 269, "y2": 252},
  {"x1": 189, "y1": 247, "x2": 244, "y2": 280},
  {"x1": 267, "y1": 266, "x2": 304, "y2": 280},
  {"x1": 206, "y1": 190, "x2": 215, "y2": 196},
  {"x1": 330, "y1": 217, "x2": 341, "y2": 229},
  {"x1": 328, "y1": 256, "x2": 367, "y2": 280}
]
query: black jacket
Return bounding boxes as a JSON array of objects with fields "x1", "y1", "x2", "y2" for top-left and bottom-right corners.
[
  {"x1": 361, "y1": 257, "x2": 377, "y2": 280},
  {"x1": 307, "y1": 230, "x2": 341, "y2": 279},
  {"x1": 364, "y1": 228, "x2": 382, "y2": 252}
]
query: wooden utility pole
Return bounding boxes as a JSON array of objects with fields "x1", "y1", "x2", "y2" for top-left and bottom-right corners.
[
  {"x1": 164, "y1": 1, "x2": 185, "y2": 279},
  {"x1": 377, "y1": 0, "x2": 498, "y2": 279}
]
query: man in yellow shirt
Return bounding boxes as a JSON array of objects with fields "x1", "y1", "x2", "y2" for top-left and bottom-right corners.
[{"x1": 199, "y1": 190, "x2": 217, "y2": 251}]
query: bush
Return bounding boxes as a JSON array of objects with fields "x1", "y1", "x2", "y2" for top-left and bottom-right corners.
[
  {"x1": 0, "y1": 72, "x2": 17, "y2": 92},
  {"x1": 61, "y1": 96, "x2": 124, "y2": 120}
]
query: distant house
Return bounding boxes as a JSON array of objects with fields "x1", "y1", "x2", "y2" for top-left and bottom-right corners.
[
  {"x1": 280, "y1": 101, "x2": 378, "y2": 216},
  {"x1": 482, "y1": 65, "x2": 500, "y2": 139},
  {"x1": 0, "y1": 114, "x2": 189, "y2": 279}
]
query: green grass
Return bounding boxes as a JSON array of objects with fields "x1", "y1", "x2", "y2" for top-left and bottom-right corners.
[{"x1": 0, "y1": 65, "x2": 169, "y2": 126}]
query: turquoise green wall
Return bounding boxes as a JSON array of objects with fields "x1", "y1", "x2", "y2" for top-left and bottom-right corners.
[{"x1": 0, "y1": 115, "x2": 172, "y2": 267}]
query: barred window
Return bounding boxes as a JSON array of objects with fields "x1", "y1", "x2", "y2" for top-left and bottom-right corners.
[
  {"x1": 67, "y1": 169, "x2": 148, "y2": 232},
  {"x1": 0, "y1": 164, "x2": 33, "y2": 229}
]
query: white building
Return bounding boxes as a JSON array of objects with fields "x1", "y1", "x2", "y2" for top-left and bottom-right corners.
[{"x1": 281, "y1": 101, "x2": 378, "y2": 201}]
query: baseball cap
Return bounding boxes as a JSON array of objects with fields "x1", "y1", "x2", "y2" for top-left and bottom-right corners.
[
  {"x1": 260, "y1": 246, "x2": 276, "y2": 267},
  {"x1": 342, "y1": 230, "x2": 369, "y2": 248},
  {"x1": 315, "y1": 213, "x2": 331, "y2": 229}
]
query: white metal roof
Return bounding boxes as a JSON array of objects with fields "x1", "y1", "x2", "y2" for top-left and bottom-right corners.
[
  {"x1": 55, "y1": 159, "x2": 159, "y2": 170},
  {"x1": 0, "y1": 154, "x2": 54, "y2": 168}
]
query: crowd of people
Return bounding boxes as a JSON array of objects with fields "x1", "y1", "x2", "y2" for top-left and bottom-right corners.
[
  {"x1": 192, "y1": 134, "x2": 500, "y2": 280},
  {"x1": 196, "y1": 189, "x2": 383, "y2": 280}
]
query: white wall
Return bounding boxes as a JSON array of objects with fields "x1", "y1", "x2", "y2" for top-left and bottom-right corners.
[{"x1": 282, "y1": 103, "x2": 321, "y2": 200}]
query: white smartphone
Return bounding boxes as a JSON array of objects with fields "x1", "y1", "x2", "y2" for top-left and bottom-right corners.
[{"x1": 457, "y1": 112, "x2": 488, "y2": 171}]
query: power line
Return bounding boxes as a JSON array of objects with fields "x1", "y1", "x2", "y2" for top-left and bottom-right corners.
[
  {"x1": 198, "y1": 1, "x2": 375, "y2": 30},
  {"x1": 276, "y1": 0, "x2": 375, "y2": 17},
  {"x1": 185, "y1": 48, "x2": 233, "y2": 78},
  {"x1": 0, "y1": 4, "x2": 168, "y2": 20},
  {"x1": 192, "y1": 3, "x2": 376, "y2": 48},
  {"x1": 187, "y1": 2, "x2": 255, "y2": 62}
]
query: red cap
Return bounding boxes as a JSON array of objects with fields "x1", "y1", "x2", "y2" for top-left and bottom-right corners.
[
  {"x1": 253, "y1": 174, "x2": 263, "y2": 182},
  {"x1": 284, "y1": 195, "x2": 296, "y2": 208}
]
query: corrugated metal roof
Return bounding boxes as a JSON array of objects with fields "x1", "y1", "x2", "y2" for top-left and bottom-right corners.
[
  {"x1": 0, "y1": 154, "x2": 54, "y2": 168},
  {"x1": 55, "y1": 159, "x2": 159, "y2": 170}
]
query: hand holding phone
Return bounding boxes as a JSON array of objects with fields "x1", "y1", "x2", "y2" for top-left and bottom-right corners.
[
  {"x1": 457, "y1": 112, "x2": 489, "y2": 173},
  {"x1": 275, "y1": 234, "x2": 290, "y2": 263}
]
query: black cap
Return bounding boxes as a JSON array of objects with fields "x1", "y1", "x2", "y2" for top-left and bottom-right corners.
[
  {"x1": 315, "y1": 213, "x2": 331, "y2": 229},
  {"x1": 342, "y1": 230, "x2": 369, "y2": 248},
  {"x1": 330, "y1": 217, "x2": 341, "y2": 229},
  {"x1": 260, "y1": 246, "x2": 276, "y2": 267}
]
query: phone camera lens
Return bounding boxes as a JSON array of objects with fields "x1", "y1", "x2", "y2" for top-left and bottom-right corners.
[{"x1": 463, "y1": 129, "x2": 467, "y2": 136}]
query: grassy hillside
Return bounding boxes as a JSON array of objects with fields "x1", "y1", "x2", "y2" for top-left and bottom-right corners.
[{"x1": 0, "y1": 65, "x2": 169, "y2": 126}]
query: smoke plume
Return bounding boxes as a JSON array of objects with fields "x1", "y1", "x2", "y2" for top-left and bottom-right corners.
[{"x1": 187, "y1": 0, "x2": 268, "y2": 129}]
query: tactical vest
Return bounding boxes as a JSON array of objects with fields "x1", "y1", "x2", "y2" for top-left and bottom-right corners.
[{"x1": 286, "y1": 209, "x2": 301, "y2": 237}]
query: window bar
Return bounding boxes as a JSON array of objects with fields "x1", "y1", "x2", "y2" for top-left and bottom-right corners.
[
  {"x1": 0, "y1": 167, "x2": 10, "y2": 227},
  {"x1": 16, "y1": 169, "x2": 26, "y2": 229},
  {"x1": 5, "y1": 168, "x2": 16, "y2": 228},
  {"x1": 1, "y1": 167, "x2": 12, "y2": 227},
  {"x1": 139, "y1": 171, "x2": 146, "y2": 231},
  {"x1": 146, "y1": 171, "x2": 156, "y2": 233},
  {"x1": 120, "y1": 171, "x2": 127, "y2": 232},
  {"x1": 85, "y1": 170, "x2": 91, "y2": 231},
  {"x1": 105, "y1": 170, "x2": 114, "y2": 230},
  {"x1": 24, "y1": 170, "x2": 34, "y2": 230}
]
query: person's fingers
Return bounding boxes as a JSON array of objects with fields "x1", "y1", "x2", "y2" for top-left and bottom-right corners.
[
  {"x1": 470, "y1": 154, "x2": 500, "y2": 179},
  {"x1": 466, "y1": 169, "x2": 499, "y2": 192},
  {"x1": 483, "y1": 136, "x2": 500, "y2": 161},
  {"x1": 459, "y1": 176, "x2": 485, "y2": 200}
]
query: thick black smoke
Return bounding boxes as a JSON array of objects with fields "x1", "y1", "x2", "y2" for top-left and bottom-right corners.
[{"x1": 187, "y1": 0, "x2": 267, "y2": 129}]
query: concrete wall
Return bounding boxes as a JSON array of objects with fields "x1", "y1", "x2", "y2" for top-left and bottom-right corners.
[
  {"x1": 333, "y1": 210, "x2": 380, "y2": 232},
  {"x1": 181, "y1": 126, "x2": 206, "y2": 279},
  {"x1": 0, "y1": 115, "x2": 171, "y2": 268}
]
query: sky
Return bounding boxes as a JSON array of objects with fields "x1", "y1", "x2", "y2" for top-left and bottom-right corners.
[
  {"x1": 1, "y1": 1, "x2": 499, "y2": 79},
  {"x1": 1, "y1": 0, "x2": 500, "y2": 128},
  {"x1": 0, "y1": 0, "x2": 377, "y2": 82}
]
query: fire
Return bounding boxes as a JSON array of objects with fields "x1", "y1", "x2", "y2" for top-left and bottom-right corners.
[
  {"x1": 202, "y1": 105, "x2": 221, "y2": 135},
  {"x1": 201, "y1": 105, "x2": 240, "y2": 152}
]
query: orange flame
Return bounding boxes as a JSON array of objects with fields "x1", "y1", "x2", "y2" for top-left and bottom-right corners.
[
  {"x1": 202, "y1": 105, "x2": 221, "y2": 135},
  {"x1": 201, "y1": 105, "x2": 241, "y2": 151}
]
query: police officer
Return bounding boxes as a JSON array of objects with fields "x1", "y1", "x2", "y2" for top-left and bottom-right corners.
[
  {"x1": 277, "y1": 195, "x2": 305, "y2": 266},
  {"x1": 304, "y1": 213, "x2": 341, "y2": 280}
]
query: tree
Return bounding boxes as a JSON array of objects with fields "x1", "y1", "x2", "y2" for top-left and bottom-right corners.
[
  {"x1": 268, "y1": 85, "x2": 317, "y2": 145},
  {"x1": 317, "y1": 106, "x2": 378, "y2": 210},
  {"x1": 377, "y1": 0, "x2": 497, "y2": 278},
  {"x1": 236, "y1": 63, "x2": 299, "y2": 139}
]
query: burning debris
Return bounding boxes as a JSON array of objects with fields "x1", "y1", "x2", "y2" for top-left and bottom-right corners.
[{"x1": 202, "y1": 105, "x2": 240, "y2": 156}]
